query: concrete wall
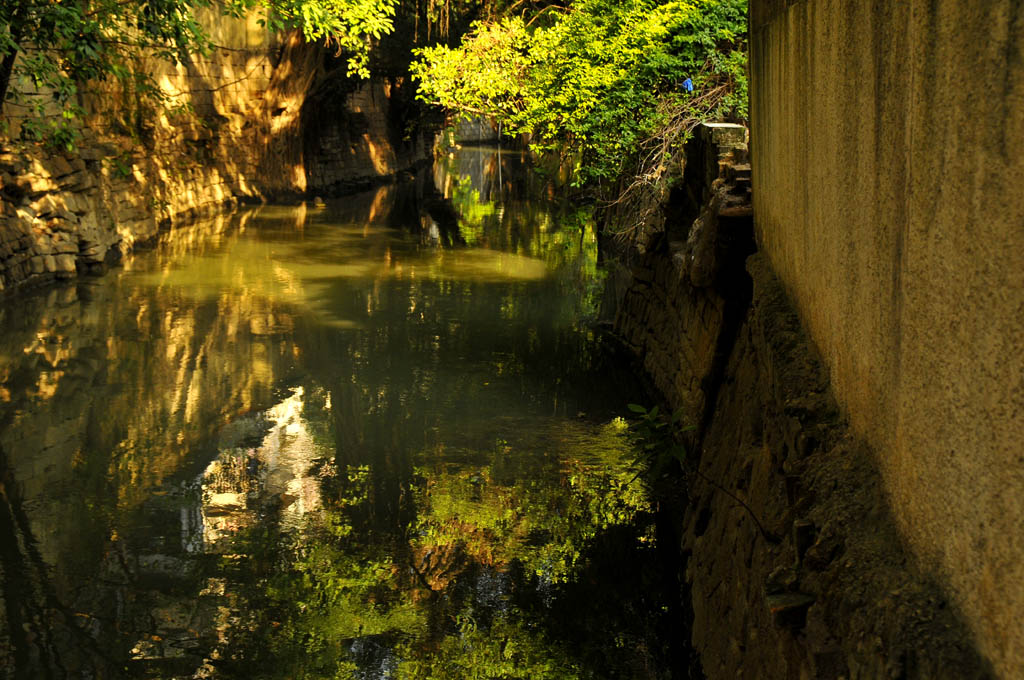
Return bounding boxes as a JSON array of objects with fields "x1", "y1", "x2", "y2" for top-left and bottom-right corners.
[{"x1": 750, "y1": 1, "x2": 1024, "y2": 676}]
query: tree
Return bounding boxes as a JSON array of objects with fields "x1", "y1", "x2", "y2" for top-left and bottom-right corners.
[
  {"x1": 0, "y1": 0, "x2": 398, "y2": 148},
  {"x1": 410, "y1": 0, "x2": 747, "y2": 186}
]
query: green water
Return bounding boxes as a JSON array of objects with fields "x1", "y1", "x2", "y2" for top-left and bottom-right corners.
[{"x1": 0, "y1": 149, "x2": 684, "y2": 679}]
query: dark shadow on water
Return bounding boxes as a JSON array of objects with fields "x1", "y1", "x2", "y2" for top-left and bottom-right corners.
[{"x1": 518, "y1": 518, "x2": 701, "y2": 680}]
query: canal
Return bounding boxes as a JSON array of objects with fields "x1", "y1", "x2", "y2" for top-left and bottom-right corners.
[{"x1": 0, "y1": 148, "x2": 689, "y2": 679}]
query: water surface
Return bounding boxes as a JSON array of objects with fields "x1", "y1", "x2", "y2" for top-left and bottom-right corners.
[{"x1": 0, "y1": 149, "x2": 683, "y2": 679}]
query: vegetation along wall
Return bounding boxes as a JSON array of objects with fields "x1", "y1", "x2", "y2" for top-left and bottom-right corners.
[{"x1": 750, "y1": 1, "x2": 1024, "y2": 676}]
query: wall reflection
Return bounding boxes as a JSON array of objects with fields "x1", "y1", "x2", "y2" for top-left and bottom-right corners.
[{"x1": 0, "y1": 149, "x2": 672, "y2": 679}]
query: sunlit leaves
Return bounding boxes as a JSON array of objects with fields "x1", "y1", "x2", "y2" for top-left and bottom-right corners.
[
  {"x1": 226, "y1": 0, "x2": 399, "y2": 77},
  {"x1": 411, "y1": 0, "x2": 748, "y2": 184},
  {"x1": 412, "y1": 17, "x2": 534, "y2": 118}
]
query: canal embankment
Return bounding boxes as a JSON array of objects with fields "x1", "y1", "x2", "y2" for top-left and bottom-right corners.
[
  {"x1": 750, "y1": 3, "x2": 1024, "y2": 677},
  {"x1": 602, "y1": 1, "x2": 1024, "y2": 675},
  {"x1": 0, "y1": 12, "x2": 432, "y2": 295},
  {"x1": 607, "y1": 122, "x2": 995, "y2": 679}
]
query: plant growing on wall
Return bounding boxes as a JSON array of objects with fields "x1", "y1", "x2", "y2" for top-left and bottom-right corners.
[
  {"x1": 0, "y1": 0, "x2": 398, "y2": 148},
  {"x1": 0, "y1": 0, "x2": 210, "y2": 147}
]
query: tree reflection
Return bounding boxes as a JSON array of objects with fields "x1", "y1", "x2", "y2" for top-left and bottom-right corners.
[{"x1": 214, "y1": 410, "x2": 656, "y2": 680}]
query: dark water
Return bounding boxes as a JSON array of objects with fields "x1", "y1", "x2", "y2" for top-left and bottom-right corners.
[{"x1": 0, "y1": 149, "x2": 686, "y2": 679}]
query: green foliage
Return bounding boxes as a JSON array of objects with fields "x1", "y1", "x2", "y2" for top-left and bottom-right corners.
[
  {"x1": 626, "y1": 402, "x2": 693, "y2": 477},
  {"x1": 218, "y1": 417, "x2": 651, "y2": 678},
  {"x1": 448, "y1": 172, "x2": 498, "y2": 232},
  {"x1": 0, "y1": 0, "x2": 212, "y2": 148},
  {"x1": 226, "y1": 0, "x2": 399, "y2": 78},
  {"x1": 410, "y1": 425, "x2": 648, "y2": 585},
  {"x1": 410, "y1": 0, "x2": 747, "y2": 185},
  {"x1": 397, "y1": 615, "x2": 581, "y2": 679}
]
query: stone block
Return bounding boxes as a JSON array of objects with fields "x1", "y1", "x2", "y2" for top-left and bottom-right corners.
[
  {"x1": 30, "y1": 195, "x2": 59, "y2": 217},
  {"x1": 81, "y1": 245, "x2": 105, "y2": 263},
  {"x1": 54, "y1": 238, "x2": 78, "y2": 255},
  {"x1": 60, "y1": 170, "x2": 94, "y2": 191},
  {"x1": 48, "y1": 155, "x2": 74, "y2": 178},
  {"x1": 54, "y1": 254, "x2": 76, "y2": 277},
  {"x1": 701, "y1": 122, "x2": 747, "y2": 149},
  {"x1": 56, "y1": 208, "x2": 78, "y2": 223},
  {"x1": 77, "y1": 147, "x2": 103, "y2": 162},
  {"x1": 63, "y1": 193, "x2": 88, "y2": 215},
  {"x1": 23, "y1": 174, "x2": 55, "y2": 196},
  {"x1": 0, "y1": 153, "x2": 23, "y2": 173}
]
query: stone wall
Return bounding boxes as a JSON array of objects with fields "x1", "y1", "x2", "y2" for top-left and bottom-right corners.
[
  {"x1": 682, "y1": 254, "x2": 991, "y2": 680},
  {"x1": 749, "y1": 2, "x2": 1024, "y2": 676},
  {"x1": 615, "y1": 252, "x2": 725, "y2": 419},
  {"x1": 451, "y1": 117, "x2": 500, "y2": 144},
  {"x1": 0, "y1": 137, "x2": 239, "y2": 292},
  {"x1": 0, "y1": 11, "x2": 432, "y2": 295},
  {"x1": 614, "y1": 124, "x2": 750, "y2": 421}
]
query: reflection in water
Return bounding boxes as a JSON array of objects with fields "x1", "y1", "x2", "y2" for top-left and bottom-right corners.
[{"x1": 0, "y1": 149, "x2": 683, "y2": 679}]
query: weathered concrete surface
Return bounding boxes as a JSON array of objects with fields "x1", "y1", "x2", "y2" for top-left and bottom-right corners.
[
  {"x1": 750, "y1": 1, "x2": 1024, "y2": 676},
  {"x1": 686, "y1": 254, "x2": 990, "y2": 680}
]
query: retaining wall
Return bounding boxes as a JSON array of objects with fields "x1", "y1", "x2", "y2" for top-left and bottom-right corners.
[{"x1": 749, "y1": 2, "x2": 1024, "y2": 676}]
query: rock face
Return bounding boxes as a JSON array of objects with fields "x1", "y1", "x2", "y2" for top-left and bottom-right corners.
[
  {"x1": 0, "y1": 143, "x2": 228, "y2": 293},
  {"x1": 303, "y1": 77, "x2": 433, "y2": 195},
  {"x1": 609, "y1": 124, "x2": 992, "y2": 679},
  {"x1": 0, "y1": 16, "x2": 432, "y2": 295}
]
